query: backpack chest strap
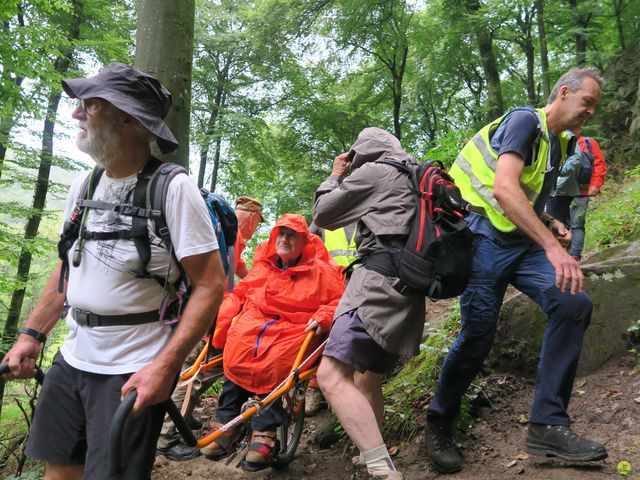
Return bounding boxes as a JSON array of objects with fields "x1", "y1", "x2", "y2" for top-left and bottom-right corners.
[{"x1": 78, "y1": 199, "x2": 161, "y2": 219}]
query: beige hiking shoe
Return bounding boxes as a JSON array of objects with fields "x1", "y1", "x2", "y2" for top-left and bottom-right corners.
[
  {"x1": 304, "y1": 387, "x2": 328, "y2": 416},
  {"x1": 352, "y1": 453, "x2": 366, "y2": 469},
  {"x1": 369, "y1": 470, "x2": 405, "y2": 479}
]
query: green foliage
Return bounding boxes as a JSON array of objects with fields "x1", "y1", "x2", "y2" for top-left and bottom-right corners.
[
  {"x1": 381, "y1": 305, "x2": 460, "y2": 440},
  {"x1": 583, "y1": 173, "x2": 640, "y2": 253}
]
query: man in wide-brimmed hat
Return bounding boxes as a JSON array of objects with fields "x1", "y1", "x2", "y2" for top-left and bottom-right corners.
[{"x1": 2, "y1": 63, "x2": 225, "y2": 479}]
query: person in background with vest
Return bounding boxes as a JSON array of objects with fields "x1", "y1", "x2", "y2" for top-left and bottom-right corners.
[
  {"x1": 305, "y1": 223, "x2": 358, "y2": 416},
  {"x1": 313, "y1": 128, "x2": 425, "y2": 480},
  {"x1": 546, "y1": 127, "x2": 607, "y2": 261},
  {"x1": 1, "y1": 64, "x2": 225, "y2": 479},
  {"x1": 234, "y1": 196, "x2": 265, "y2": 278},
  {"x1": 425, "y1": 67, "x2": 608, "y2": 474},
  {"x1": 157, "y1": 195, "x2": 264, "y2": 460}
]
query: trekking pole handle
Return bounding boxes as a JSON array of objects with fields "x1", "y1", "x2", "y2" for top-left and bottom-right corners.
[
  {"x1": 108, "y1": 390, "x2": 197, "y2": 476},
  {"x1": 0, "y1": 362, "x2": 45, "y2": 385},
  {"x1": 109, "y1": 390, "x2": 137, "y2": 476}
]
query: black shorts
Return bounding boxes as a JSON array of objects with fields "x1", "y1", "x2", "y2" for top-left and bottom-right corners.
[
  {"x1": 323, "y1": 309, "x2": 399, "y2": 374},
  {"x1": 25, "y1": 351, "x2": 165, "y2": 479}
]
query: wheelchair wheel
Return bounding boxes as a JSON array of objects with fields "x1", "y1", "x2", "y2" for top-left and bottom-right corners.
[{"x1": 272, "y1": 382, "x2": 307, "y2": 468}]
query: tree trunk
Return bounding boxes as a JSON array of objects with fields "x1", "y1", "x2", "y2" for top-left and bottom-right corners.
[
  {"x1": 465, "y1": 0, "x2": 503, "y2": 119},
  {"x1": 210, "y1": 135, "x2": 222, "y2": 192},
  {"x1": 197, "y1": 76, "x2": 226, "y2": 188},
  {"x1": 135, "y1": 0, "x2": 196, "y2": 169},
  {"x1": 612, "y1": 0, "x2": 626, "y2": 49},
  {"x1": 392, "y1": 44, "x2": 408, "y2": 140},
  {"x1": 476, "y1": 27, "x2": 504, "y2": 119},
  {"x1": 0, "y1": 7, "x2": 26, "y2": 179},
  {"x1": 0, "y1": 0, "x2": 82, "y2": 417},
  {"x1": 535, "y1": 0, "x2": 551, "y2": 100},
  {"x1": 568, "y1": 0, "x2": 587, "y2": 65}
]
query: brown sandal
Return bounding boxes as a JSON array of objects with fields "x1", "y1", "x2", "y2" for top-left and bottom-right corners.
[
  {"x1": 200, "y1": 423, "x2": 243, "y2": 460},
  {"x1": 241, "y1": 430, "x2": 278, "y2": 471}
]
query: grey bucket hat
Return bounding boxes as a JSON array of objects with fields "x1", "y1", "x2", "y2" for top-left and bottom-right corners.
[{"x1": 61, "y1": 63, "x2": 179, "y2": 154}]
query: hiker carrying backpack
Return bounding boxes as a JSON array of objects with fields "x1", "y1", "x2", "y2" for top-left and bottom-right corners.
[
  {"x1": 576, "y1": 137, "x2": 595, "y2": 186},
  {"x1": 58, "y1": 157, "x2": 238, "y2": 324},
  {"x1": 362, "y1": 159, "x2": 473, "y2": 299}
]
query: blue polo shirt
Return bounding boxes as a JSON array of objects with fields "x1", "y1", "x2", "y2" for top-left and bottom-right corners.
[{"x1": 468, "y1": 107, "x2": 562, "y2": 245}]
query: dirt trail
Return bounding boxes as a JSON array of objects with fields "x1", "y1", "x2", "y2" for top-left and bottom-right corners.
[{"x1": 152, "y1": 353, "x2": 640, "y2": 480}]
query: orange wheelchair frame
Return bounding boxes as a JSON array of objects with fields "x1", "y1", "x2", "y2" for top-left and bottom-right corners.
[{"x1": 109, "y1": 331, "x2": 325, "y2": 474}]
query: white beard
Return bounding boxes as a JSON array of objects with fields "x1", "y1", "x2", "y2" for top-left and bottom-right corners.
[{"x1": 76, "y1": 116, "x2": 122, "y2": 170}]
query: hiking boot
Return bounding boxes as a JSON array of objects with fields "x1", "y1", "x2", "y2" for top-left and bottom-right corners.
[
  {"x1": 186, "y1": 414, "x2": 203, "y2": 430},
  {"x1": 368, "y1": 470, "x2": 405, "y2": 479},
  {"x1": 352, "y1": 453, "x2": 366, "y2": 469},
  {"x1": 200, "y1": 424, "x2": 243, "y2": 460},
  {"x1": 156, "y1": 442, "x2": 201, "y2": 461},
  {"x1": 425, "y1": 420, "x2": 463, "y2": 473},
  {"x1": 305, "y1": 387, "x2": 328, "y2": 416},
  {"x1": 525, "y1": 424, "x2": 608, "y2": 461}
]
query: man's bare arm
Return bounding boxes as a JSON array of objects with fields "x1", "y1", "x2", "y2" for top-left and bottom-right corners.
[
  {"x1": 122, "y1": 250, "x2": 225, "y2": 413},
  {"x1": 493, "y1": 153, "x2": 582, "y2": 294},
  {"x1": 2, "y1": 263, "x2": 66, "y2": 379}
]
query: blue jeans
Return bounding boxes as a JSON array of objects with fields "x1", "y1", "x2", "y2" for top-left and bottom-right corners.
[
  {"x1": 427, "y1": 234, "x2": 592, "y2": 426},
  {"x1": 569, "y1": 196, "x2": 589, "y2": 259},
  {"x1": 545, "y1": 195, "x2": 589, "y2": 259}
]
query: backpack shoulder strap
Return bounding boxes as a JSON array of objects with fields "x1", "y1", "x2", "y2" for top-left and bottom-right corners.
[
  {"x1": 129, "y1": 157, "x2": 165, "y2": 278},
  {"x1": 57, "y1": 167, "x2": 105, "y2": 292},
  {"x1": 375, "y1": 158, "x2": 414, "y2": 176},
  {"x1": 147, "y1": 161, "x2": 188, "y2": 253},
  {"x1": 584, "y1": 137, "x2": 592, "y2": 153},
  {"x1": 144, "y1": 160, "x2": 189, "y2": 288}
]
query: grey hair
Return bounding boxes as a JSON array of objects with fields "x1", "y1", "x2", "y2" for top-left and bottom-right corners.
[{"x1": 548, "y1": 67, "x2": 604, "y2": 103}]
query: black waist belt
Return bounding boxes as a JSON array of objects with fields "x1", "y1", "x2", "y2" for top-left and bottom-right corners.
[
  {"x1": 73, "y1": 308, "x2": 159, "y2": 327},
  {"x1": 362, "y1": 250, "x2": 398, "y2": 277},
  {"x1": 362, "y1": 250, "x2": 412, "y2": 296}
]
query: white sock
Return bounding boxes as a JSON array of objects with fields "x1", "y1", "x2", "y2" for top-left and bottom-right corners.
[{"x1": 362, "y1": 444, "x2": 396, "y2": 474}]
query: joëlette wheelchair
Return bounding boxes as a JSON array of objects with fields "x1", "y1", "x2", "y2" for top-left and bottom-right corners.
[{"x1": 121, "y1": 327, "x2": 325, "y2": 474}]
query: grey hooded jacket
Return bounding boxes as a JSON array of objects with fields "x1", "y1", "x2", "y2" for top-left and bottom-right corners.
[{"x1": 313, "y1": 127, "x2": 426, "y2": 356}]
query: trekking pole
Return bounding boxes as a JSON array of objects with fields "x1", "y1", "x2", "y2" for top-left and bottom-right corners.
[
  {"x1": 0, "y1": 362, "x2": 45, "y2": 385},
  {"x1": 108, "y1": 390, "x2": 196, "y2": 476}
]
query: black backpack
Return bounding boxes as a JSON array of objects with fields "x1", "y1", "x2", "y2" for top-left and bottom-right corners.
[
  {"x1": 57, "y1": 157, "x2": 238, "y2": 295},
  {"x1": 363, "y1": 159, "x2": 473, "y2": 299},
  {"x1": 576, "y1": 137, "x2": 594, "y2": 185}
]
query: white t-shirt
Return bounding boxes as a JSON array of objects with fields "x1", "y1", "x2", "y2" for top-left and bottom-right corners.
[{"x1": 59, "y1": 168, "x2": 218, "y2": 374}]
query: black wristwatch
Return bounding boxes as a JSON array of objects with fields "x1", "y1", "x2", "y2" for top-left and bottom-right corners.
[{"x1": 19, "y1": 327, "x2": 47, "y2": 344}]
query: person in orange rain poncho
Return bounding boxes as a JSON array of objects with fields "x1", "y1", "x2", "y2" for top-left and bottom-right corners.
[{"x1": 202, "y1": 213, "x2": 345, "y2": 471}]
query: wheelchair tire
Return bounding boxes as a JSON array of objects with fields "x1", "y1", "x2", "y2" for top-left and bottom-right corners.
[{"x1": 272, "y1": 387, "x2": 306, "y2": 468}]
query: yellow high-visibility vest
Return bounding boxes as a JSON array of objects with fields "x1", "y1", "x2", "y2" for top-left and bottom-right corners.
[
  {"x1": 324, "y1": 227, "x2": 357, "y2": 267},
  {"x1": 449, "y1": 107, "x2": 573, "y2": 232}
]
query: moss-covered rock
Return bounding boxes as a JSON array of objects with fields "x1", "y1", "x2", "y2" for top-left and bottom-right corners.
[{"x1": 490, "y1": 241, "x2": 640, "y2": 376}]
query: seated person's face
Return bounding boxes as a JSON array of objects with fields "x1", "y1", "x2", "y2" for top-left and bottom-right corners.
[{"x1": 276, "y1": 227, "x2": 304, "y2": 264}]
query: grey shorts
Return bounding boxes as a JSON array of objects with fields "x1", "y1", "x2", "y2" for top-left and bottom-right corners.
[
  {"x1": 25, "y1": 351, "x2": 165, "y2": 480},
  {"x1": 323, "y1": 309, "x2": 399, "y2": 374}
]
